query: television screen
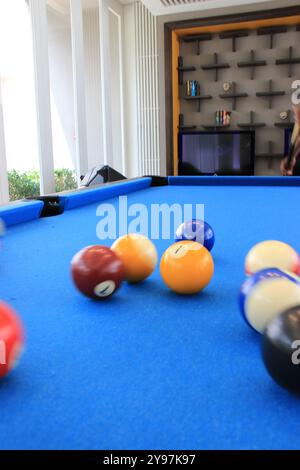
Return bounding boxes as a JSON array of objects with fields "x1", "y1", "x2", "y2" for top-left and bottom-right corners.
[
  {"x1": 284, "y1": 127, "x2": 293, "y2": 156},
  {"x1": 178, "y1": 131, "x2": 255, "y2": 176}
]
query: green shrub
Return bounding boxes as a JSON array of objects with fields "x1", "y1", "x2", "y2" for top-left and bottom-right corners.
[{"x1": 8, "y1": 169, "x2": 77, "y2": 201}]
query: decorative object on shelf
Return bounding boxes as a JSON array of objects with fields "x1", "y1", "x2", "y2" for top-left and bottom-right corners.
[
  {"x1": 215, "y1": 110, "x2": 231, "y2": 126},
  {"x1": 186, "y1": 80, "x2": 199, "y2": 97},
  {"x1": 181, "y1": 33, "x2": 212, "y2": 55},
  {"x1": 192, "y1": 80, "x2": 199, "y2": 97},
  {"x1": 223, "y1": 82, "x2": 231, "y2": 92},
  {"x1": 276, "y1": 46, "x2": 300, "y2": 78},
  {"x1": 237, "y1": 50, "x2": 266, "y2": 80},
  {"x1": 275, "y1": 110, "x2": 294, "y2": 128},
  {"x1": 219, "y1": 29, "x2": 249, "y2": 52},
  {"x1": 238, "y1": 111, "x2": 266, "y2": 129},
  {"x1": 219, "y1": 81, "x2": 248, "y2": 111},
  {"x1": 257, "y1": 25, "x2": 287, "y2": 49},
  {"x1": 256, "y1": 141, "x2": 283, "y2": 169},
  {"x1": 256, "y1": 79, "x2": 285, "y2": 109},
  {"x1": 280, "y1": 111, "x2": 288, "y2": 121},
  {"x1": 178, "y1": 113, "x2": 197, "y2": 131},
  {"x1": 201, "y1": 53, "x2": 230, "y2": 82},
  {"x1": 177, "y1": 56, "x2": 196, "y2": 86}
]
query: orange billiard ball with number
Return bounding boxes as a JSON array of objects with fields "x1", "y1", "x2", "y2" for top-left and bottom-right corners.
[
  {"x1": 111, "y1": 234, "x2": 158, "y2": 283},
  {"x1": 160, "y1": 241, "x2": 214, "y2": 295}
]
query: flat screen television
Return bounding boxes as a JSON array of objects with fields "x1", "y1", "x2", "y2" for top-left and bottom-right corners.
[
  {"x1": 284, "y1": 127, "x2": 293, "y2": 156},
  {"x1": 178, "y1": 130, "x2": 255, "y2": 176}
]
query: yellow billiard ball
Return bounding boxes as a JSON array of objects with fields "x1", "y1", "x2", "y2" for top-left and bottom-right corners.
[
  {"x1": 111, "y1": 234, "x2": 158, "y2": 283},
  {"x1": 160, "y1": 241, "x2": 214, "y2": 295}
]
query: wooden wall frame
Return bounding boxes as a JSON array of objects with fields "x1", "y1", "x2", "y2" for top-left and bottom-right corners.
[{"x1": 164, "y1": 6, "x2": 300, "y2": 176}]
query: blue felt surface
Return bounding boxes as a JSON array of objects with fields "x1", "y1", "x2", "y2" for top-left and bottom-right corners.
[{"x1": 1, "y1": 183, "x2": 300, "y2": 450}]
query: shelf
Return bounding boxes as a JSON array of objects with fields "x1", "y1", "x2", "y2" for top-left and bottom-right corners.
[
  {"x1": 202, "y1": 124, "x2": 230, "y2": 130},
  {"x1": 177, "y1": 56, "x2": 196, "y2": 85},
  {"x1": 256, "y1": 80, "x2": 285, "y2": 109},
  {"x1": 177, "y1": 66, "x2": 196, "y2": 72},
  {"x1": 256, "y1": 140, "x2": 283, "y2": 169},
  {"x1": 219, "y1": 29, "x2": 248, "y2": 52},
  {"x1": 237, "y1": 111, "x2": 266, "y2": 128},
  {"x1": 219, "y1": 82, "x2": 248, "y2": 110},
  {"x1": 238, "y1": 123, "x2": 265, "y2": 129},
  {"x1": 274, "y1": 122, "x2": 294, "y2": 128},
  {"x1": 182, "y1": 95, "x2": 212, "y2": 112},
  {"x1": 181, "y1": 33, "x2": 212, "y2": 55},
  {"x1": 257, "y1": 25, "x2": 287, "y2": 49},
  {"x1": 201, "y1": 53, "x2": 230, "y2": 82},
  {"x1": 183, "y1": 96, "x2": 212, "y2": 100},
  {"x1": 237, "y1": 50, "x2": 266, "y2": 80},
  {"x1": 178, "y1": 126, "x2": 197, "y2": 131},
  {"x1": 276, "y1": 46, "x2": 300, "y2": 78}
]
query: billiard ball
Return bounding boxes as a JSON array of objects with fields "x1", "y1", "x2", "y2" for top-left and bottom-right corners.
[
  {"x1": 262, "y1": 305, "x2": 300, "y2": 394},
  {"x1": 111, "y1": 234, "x2": 157, "y2": 283},
  {"x1": 245, "y1": 240, "x2": 300, "y2": 276},
  {"x1": 71, "y1": 245, "x2": 125, "y2": 299},
  {"x1": 239, "y1": 268, "x2": 300, "y2": 333},
  {"x1": 0, "y1": 302, "x2": 24, "y2": 379},
  {"x1": 175, "y1": 219, "x2": 215, "y2": 252},
  {"x1": 160, "y1": 241, "x2": 214, "y2": 295}
]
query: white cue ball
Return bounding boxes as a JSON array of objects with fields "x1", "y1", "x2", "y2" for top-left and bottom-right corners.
[
  {"x1": 239, "y1": 268, "x2": 300, "y2": 333},
  {"x1": 245, "y1": 240, "x2": 300, "y2": 276}
]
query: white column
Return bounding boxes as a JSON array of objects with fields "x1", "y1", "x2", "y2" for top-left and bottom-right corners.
[
  {"x1": 70, "y1": 0, "x2": 89, "y2": 182},
  {"x1": 123, "y1": 3, "x2": 138, "y2": 177},
  {"x1": 29, "y1": 0, "x2": 55, "y2": 195},
  {"x1": 99, "y1": 0, "x2": 113, "y2": 167},
  {"x1": 0, "y1": 81, "x2": 9, "y2": 204}
]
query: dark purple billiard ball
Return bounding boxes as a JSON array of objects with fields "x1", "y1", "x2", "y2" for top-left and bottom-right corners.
[
  {"x1": 262, "y1": 305, "x2": 300, "y2": 394},
  {"x1": 71, "y1": 245, "x2": 125, "y2": 300}
]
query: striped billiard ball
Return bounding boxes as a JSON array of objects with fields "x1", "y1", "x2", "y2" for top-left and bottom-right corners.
[
  {"x1": 175, "y1": 219, "x2": 215, "y2": 252},
  {"x1": 71, "y1": 245, "x2": 125, "y2": 299},
  {"x1": 111, "y1": 234, "x2": 157, "y2": 283},
  {"x1": 245, "y1": 240, "x2": 300, "y2": 276},
  {"x1": 239, "y1": 268, "x2": 300, "y2": 333}
]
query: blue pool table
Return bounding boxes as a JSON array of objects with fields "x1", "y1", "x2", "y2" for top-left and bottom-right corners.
[{"x1": 1, "y1": 176, "x2": 300, "y2": 450}]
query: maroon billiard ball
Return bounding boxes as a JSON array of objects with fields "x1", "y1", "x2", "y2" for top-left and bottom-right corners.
[{"x1": 71, "y1": 245, "x2": 125, "y2": 300}]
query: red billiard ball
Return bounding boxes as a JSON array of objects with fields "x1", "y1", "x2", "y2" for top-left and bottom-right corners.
[
  {"x1": 0, "y1": 302, "x2": 24, "y2": 379},
  {"x1": 71, "y1": 245, "x2": 125, "y2": 300}
]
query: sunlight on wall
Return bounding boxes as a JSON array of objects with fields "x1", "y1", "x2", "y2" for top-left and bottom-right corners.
[
  {"x1": 0, "y1": 0, "x2": 76, "y2": 172},
  {"x1": 0, "y1": 0, "x2": 39, "y2": 171}
]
